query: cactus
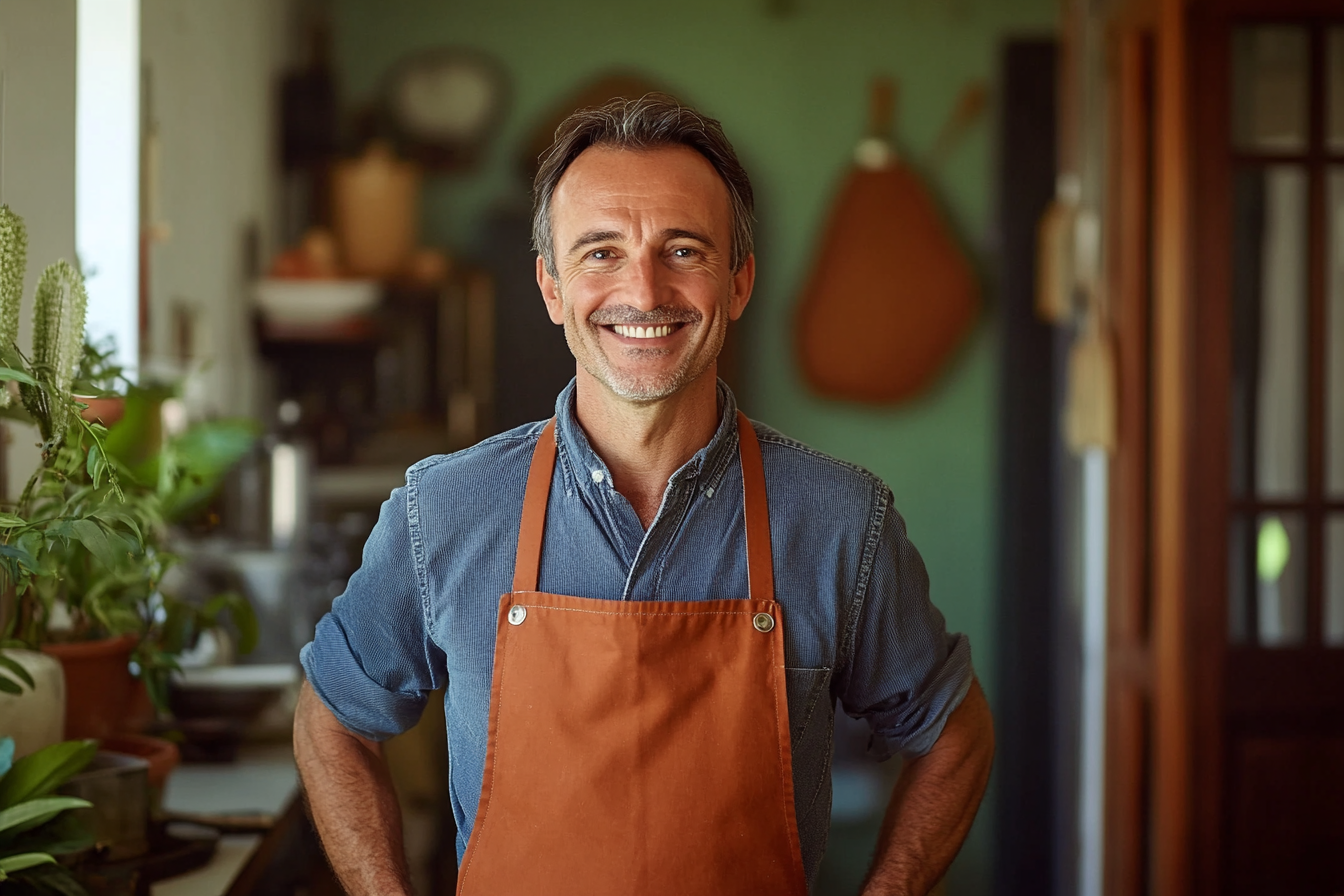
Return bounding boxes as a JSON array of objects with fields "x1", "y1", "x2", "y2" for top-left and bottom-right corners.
[
  {"x1": 0, "y1": 206, "x2": 27, "y2": 407},
  {"x1": 20, "y1": 260, "x2": 87, "y2": 444}
]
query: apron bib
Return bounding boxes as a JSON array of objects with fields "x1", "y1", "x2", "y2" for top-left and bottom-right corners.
[{"x1": 456, "y1": 412, "x2": 808, "y2": 896}]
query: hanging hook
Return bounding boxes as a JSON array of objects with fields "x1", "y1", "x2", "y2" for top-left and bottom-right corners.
[{"x1": 866, "y1": 76, "x2": 897, "y2": 141}]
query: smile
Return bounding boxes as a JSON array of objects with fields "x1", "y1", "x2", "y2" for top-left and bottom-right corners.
[{"x1": 611, "y1": 324, "x2": 678, "y2": 339}]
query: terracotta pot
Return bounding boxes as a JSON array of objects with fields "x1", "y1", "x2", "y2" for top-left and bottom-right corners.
[
  {"x1": 77, "y1": 396, "x2": 126, "y2": 428},
  {"x1": 42, "y1": 635, "x2": 137, "y2": 740}
]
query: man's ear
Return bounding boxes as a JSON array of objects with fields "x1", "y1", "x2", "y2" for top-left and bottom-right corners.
[
  {"x1": 537, "y1": 256, "x2": 565, "y2": 325},
  {"x1": 728, "y1": 254, "x2": 756, "y2": 321}
]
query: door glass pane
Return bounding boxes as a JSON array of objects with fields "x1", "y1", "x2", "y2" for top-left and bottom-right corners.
[
  {"x1": 1327, "y1": 516, "x2": 1344, "y2": 647},
  {"x1": 1233, "y1": 26, "x2": 1310, "y2": 153},
  {"x1": 1330, "y1": 169, "x2": 1344, "y2": 495},
  {"x1": 1254, "y1": 513, "x2": 1307, "y2": 647},
  {"x1": 1230, "y1": 166, "x2": 1309, "y2": 499},
  {"x1": 1330, "y1": 29, "x2": 1344, "y2": 153}
]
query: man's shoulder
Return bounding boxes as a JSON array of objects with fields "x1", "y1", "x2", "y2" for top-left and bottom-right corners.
[
  {"x1": 404, "y1": 420, "x2": 547, "y2": 493},
  {"x1": 746, "y1": 418, "x2": 889, "y2": 505}
]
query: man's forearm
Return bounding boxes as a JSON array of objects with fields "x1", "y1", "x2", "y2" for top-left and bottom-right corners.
[
  {"x1": 861, "y1": 678, "x2": 995, "y2": 896},
  {"x1": 294, "y1": 681, "x2": 412, "y2": 896}
]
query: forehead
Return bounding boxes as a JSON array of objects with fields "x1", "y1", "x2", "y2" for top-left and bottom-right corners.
[{"x1": 550, "y1": 145, "x2": 731, "y2": 234}]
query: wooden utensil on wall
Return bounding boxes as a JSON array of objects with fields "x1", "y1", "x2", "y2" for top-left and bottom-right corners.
[{"x1": 795, "y1": 79, "x2": 981, "y2": 404}]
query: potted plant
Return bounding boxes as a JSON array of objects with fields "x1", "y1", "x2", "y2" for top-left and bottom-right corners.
[
  {"x1": 0, "y1": 205, "x2": 260, "y2": 740},
  {"x1": 0, "y1": 735, "x2": 97, "y2": 895}
]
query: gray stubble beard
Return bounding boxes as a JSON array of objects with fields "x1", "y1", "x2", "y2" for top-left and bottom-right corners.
[{"x1": 560, "y1": 291, "x2": 727, "y2": 403}]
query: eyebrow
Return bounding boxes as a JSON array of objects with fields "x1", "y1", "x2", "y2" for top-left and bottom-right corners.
[
  {"x1": 566, "y1": 228, "x2": 718, "y2": 256},
  {"x1": 567, "y1": 231, "x2": 622, "y2": 256}
]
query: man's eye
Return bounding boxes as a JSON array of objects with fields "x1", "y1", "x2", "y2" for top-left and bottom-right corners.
[
  {"x1": 590, "y1": 249, "x2": 614, "y2": 260},
  {"x1": 672, "y1": 247, "x2": 697, "y2": 258}
]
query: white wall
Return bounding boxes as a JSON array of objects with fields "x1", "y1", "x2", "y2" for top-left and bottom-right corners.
[
  {"x1": 0, "y1": 0, "x2": 77, "y2": 498},
  {"x1": 77, "y1": 0, "x2": 140, "y2": 371},
  {"x1": 140, "y1": 0, "x2": 288, "y2": 418}
]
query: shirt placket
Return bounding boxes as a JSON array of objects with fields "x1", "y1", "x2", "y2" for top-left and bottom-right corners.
[{"x1": 620, "y1": 471, "x2": 698, "y2": 601}]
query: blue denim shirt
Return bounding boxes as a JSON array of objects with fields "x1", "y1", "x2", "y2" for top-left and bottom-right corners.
[{"x1": 300, "y1": 379, "x2": 973, "y2": 887}]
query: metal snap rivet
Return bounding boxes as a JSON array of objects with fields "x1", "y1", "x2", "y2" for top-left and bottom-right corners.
[
  {"x1": 508, "y1": 605, "x2": 527, "y2": 625},
  {"x1": 752, "y1": 613, "x2": 774, "y2": 633}
]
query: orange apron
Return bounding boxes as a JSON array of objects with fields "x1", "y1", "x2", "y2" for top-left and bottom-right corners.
[{"x1": 456, "y1": 412, "x2": 809, "y2": 896}]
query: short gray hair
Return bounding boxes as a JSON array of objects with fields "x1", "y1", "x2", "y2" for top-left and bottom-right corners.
[{"x1": 532, "y1": 94, "x2": 755, "y2": 278}]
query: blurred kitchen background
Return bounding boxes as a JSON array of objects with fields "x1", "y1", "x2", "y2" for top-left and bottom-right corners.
[{"x1": 2, "y1": 0, "x2": 1343, "y2": 894}]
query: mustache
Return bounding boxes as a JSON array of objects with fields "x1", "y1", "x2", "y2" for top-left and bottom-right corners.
[{"x1": 587, "y1": 306, "x2": 702, "y2": 326}]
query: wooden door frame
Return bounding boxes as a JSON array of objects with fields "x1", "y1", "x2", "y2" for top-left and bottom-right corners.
[
  {"x1": 1173, "y1": 2, "x2": 1344, "y2": 894},
  {"x1": 1105, "y1": 23, "x2": 1156, "y2": 896},
  {"x1": 1148, "y1": 1, "x2": 1195, "y2": 893}
]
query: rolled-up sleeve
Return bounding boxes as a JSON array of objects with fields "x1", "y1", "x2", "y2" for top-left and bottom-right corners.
[
  {"x1": 300, "y1": 483, "x2": 446, "y2": 741},
  {"x1": 836, "y1": 487, "x2": 973, "y2": 761}
]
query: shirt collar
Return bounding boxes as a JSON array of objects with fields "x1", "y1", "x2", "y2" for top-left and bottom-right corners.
[{"x1": 552, "y1": 378, "x2": 742, "y2": 499}]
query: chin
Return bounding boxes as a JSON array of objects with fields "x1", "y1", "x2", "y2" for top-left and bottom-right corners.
[{"x1": 579, "y1": 359, "x2": 692, "y2": 402}]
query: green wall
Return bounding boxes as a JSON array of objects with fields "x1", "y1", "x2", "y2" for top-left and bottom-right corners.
[{"x1": 333, "y1": 1, "x2": 1057, "y2": 892}]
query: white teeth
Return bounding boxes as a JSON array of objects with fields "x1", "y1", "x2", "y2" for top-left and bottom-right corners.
[{"x1": 613, "y1": 324, "x2": 673, "y2": 338}]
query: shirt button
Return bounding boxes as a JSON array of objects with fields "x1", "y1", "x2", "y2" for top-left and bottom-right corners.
[
  {"x1": 704, "y1": 487, "x2": 715, "y2": 498},
  {"x1": 591, "y1": 470, "x2": 605, "y2": 484}
]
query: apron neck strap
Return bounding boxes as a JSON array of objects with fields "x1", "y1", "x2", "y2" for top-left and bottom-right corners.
[
  {"x1": 512, "y1": 418, "x2": 558, "y2": 594},
  {"x1": 735, "y1": 411, "x2": 775, "y2": 603},
  {"x1": 511, "y1": 411, "x2": 774, "y2": 602}
]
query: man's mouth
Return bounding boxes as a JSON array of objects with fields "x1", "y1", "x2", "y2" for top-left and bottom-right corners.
[{"x1": 609, "y1": 323, "x2": 682, "y2": 339}]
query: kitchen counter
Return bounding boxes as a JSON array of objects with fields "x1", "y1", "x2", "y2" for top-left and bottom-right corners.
[{"x1": 151, "y1": 744, "x2": 298, "y2": 896}]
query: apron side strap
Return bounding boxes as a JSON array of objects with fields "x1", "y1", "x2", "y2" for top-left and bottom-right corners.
[
  {"x1": 736, "y1": 411, "x2": 776, "y2": 604},
  {"x1": 513, "y1": 418, "x2": 558, "y2": 593}
]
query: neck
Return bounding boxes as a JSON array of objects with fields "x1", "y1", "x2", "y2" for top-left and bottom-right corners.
[{"x1": 573, "y1": 367, "x2": 721, "y2": 529}]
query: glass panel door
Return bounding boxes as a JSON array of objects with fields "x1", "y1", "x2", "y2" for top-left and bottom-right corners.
[
  {"x1": 1229, "y1": 25, "x2": 1344, "y2": 649},
  {"x1": 1233, "y1": 27, "x2": 1310, "y2": 152},
  {"x1": 1231, "y1": 166, "x2": 1309, "y2": 500}
]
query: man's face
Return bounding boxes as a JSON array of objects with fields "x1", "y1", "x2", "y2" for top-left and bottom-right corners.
[{"x1": 537, "y1": 145, "x2": 754, "y2": 403}]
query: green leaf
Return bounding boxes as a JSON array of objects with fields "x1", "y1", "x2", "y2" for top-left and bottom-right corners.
[
  {"x1": 156, "y1": 419, "x2": 259, "y2": 522},
  {"x1": 0, "y1": 677, "x2": 20, "y2": 695},
  {"x1": 68, "y1": 519, "x2": 124, "y2": 571},
  {"x1": 89, "y1": 508, "x2": 142, "y2": 546},
  {"x1": 0, "y1": 810, "x2": 95, "y2": 858},
  {"x1": 4, "y1": 861, "x2": 90, "y2": 895},
  {"x1": 0, "y1": 654, "x2": 35, "y2": 690},
  {"x1": 0, "y1": 544, "x2": 37, "y2": 573},
  {"x1": 0, "y1": 740, "x2": 96, "y2": 807},
  {"x1": 84, "y1": 443, "x2": 101, "y2": 489},
  {"x1": 0, "y1": 853, "x2": 55, "y2": 874},
  {"x1": 205, "y1": 592, "x2": 258, "y2": 656},
  {"x1": 0, "y1": 368, "x2": 38, "y2": 387},
  {"x1": 0, "y1": 514, "x2": 25, "y2": 529},
  {"x1": 0, "y1": 797, "x2": 90, "y2": 838}
]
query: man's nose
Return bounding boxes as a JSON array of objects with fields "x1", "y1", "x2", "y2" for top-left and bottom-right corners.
[{"x1": 621, "y1": 253, "x2": 667, "y2": 310}]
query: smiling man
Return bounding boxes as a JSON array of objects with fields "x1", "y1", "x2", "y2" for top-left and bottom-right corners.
[{"x1": 295, "y1": 95, "x2": 994, "y2": 896}]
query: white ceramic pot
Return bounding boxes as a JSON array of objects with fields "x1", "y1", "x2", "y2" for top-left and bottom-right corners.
[{"x1": 0, "y1": 649, "x2": 66, "y2": 757}]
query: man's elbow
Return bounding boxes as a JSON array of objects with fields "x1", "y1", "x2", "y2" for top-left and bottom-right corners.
[
  {"x1": 294, "y1": 680, "x2": 383, "y2": 761},
  {"x1": 933, "y1": 677, "x2": 995, "y2": 775}
]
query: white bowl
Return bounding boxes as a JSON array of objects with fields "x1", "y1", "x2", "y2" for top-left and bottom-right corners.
[{"x1": 253, "y1": 278, "x2": 380, "y2": 326}]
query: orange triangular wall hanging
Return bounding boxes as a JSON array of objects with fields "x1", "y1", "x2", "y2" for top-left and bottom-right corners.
[{"x1": 795, "y1": 80, "x2": 981, "y2": 404}]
